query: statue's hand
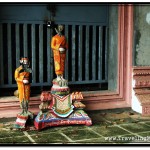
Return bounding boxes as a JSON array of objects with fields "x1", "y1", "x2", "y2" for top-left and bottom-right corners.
[
  {"x1": 23, "y1": 79, "x2": 29, "y2": 84},
  {"x1": 59, "y1": 47, "x2": 65, "y2": 53}
]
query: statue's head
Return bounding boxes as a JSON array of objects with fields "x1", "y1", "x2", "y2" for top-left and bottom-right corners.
[
  {"x1": 20, "y1": 57, "x2": 30, "y2": 69},
  {"x1": 58, "y1": 24, "x2": 64, "y2": 32}
]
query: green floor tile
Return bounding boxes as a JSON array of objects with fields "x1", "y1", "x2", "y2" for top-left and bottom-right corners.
[
  {"x1": 0, "y1": 136, "x2": 31, "y2": 144},
  {"x1": 27, "y1": 127, "x2": 59, "y2": 135},
  {"x1": 103, "y1": 114, "x2": 138, "y2": 125},
  {"x1": 62, "y1": 129, "x2": 99, "y2": 141},
  {"x1": 87, "y1": 113, "x2": 108, "y2": 125},
  {"x1": 104, "y1": 112, "x2": 130, "y2": 120},
  {"x1": 0, "y1": 130, "x2": 24, "y2": 138},
  {"x1": 31, "y1": 132, "x2": 68, "y2": 143},
  {"x1": 116, "y1": 118, "x2": 138, "y2": 124},
  {"x1": 90, "y1": 125, "x2": 129, "y2": 137},
  {"x1": 129, "y1": 115, "x2": 150, "y2": 122},
  {"x1": 28, "y1": 125, "x2": 87, "y2": 135},
  {"x1": 142, "y1": 121, "x2": 150, "y2": 127},
  {"x1": 120, "y1": 123, "x2": 150, "y2": 133},
  {"x1": 59, "y1": 125, "x2": 88, "y2": 131}
]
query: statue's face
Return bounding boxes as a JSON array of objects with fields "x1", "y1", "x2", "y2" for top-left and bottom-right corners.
[
  {"x1": 20, "y1": 58, "x2": 29, "y2": 68},
  {"x1": 58, "y1": 25, "x2": 64, "y2": 32}
]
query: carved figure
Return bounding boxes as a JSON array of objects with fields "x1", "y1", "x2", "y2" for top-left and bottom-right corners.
[
  {"x1": 51, "y1": 25, "x2": 68, "y2": 80},
  {"x1": 14, "y1": 57, "x2": 33, "y2": 128},
  {"x1": 34, "y1": 25, "x2": 92, "y2": 130}
]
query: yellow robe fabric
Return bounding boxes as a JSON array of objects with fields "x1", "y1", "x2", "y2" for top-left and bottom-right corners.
[
  {"x1": 51, "y1": 34, "x2": 68, "y2": 75},
  {"x1": 14, "y1": 66, "x2": 30, "y2": 102}
]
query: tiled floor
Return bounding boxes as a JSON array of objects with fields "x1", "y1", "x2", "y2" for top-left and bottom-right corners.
[{"x1": 1, "y1": 108, "x2": 150, "y2": 145}]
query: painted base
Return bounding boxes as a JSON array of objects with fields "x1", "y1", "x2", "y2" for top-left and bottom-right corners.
[
  {"x1": 14, "y1": 111, "x2": 34, "y2": 129},
  {"x1": 14, "y1": 114, "x2": 29, "y2": 128},
  {"x1": 34, "y1": 110, "x2": 92, "y2": 130}
]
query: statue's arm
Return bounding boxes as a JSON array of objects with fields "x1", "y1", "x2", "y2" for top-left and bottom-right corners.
[
  {"x1": 14, "y1": 68, "x2": 24, "y2": 82},
  {"x1": 51, "y1": 37, "x2": 59, "y2": 50}
]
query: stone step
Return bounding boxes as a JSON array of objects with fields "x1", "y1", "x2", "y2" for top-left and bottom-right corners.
[
  {"x1": 0, "y1": 107, "x2": 39, "y2": 118},
  {"x1": 0, "y1": 99, "x2": 40, "y2": 108},
  {"x1": 0, "y1": 96, "x2": 41, "y2": 118},
  {"x1": 0, "y1": 95, "x2": 40, "y2": 102}
]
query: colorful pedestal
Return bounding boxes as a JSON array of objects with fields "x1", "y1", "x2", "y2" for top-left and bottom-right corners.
[
  {"x1": 34, "y1": 110, "x2": 92, "y2": 130},
  {"x1": 34, "y1": 78, "x2": 92, "y2": 130}
]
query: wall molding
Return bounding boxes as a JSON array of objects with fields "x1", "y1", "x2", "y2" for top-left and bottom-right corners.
[{"x1": 83, "y1": 4, "x2": 133, "y2": 110}]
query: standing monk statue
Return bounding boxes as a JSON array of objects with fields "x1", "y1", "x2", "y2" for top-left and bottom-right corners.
[
  {"x1": 51, "y1": 25, "x2": 68, "y2": 81},
  {"x1": 14, "y1": 57, "x2": 33, "y2": 119}
]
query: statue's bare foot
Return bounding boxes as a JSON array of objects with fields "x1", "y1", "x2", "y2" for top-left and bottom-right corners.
[{"x1": 56, "y1": 75, "x2": 61, "y2": 81}]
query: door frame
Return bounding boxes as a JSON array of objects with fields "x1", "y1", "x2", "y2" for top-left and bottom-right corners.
[{"x1": 83, "y1": 4, "x2": 133, "y2": 110}]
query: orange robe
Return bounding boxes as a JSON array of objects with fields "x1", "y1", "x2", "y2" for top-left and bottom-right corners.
[
  {"x1": 15, "y1": 66, "x2": 30, "y2": 103},
  {"x1": 51, "y1": 34, "x2": 68, "y2": 75}
]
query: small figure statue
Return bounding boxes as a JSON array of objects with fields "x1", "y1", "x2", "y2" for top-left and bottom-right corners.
[
  {"x1": 14, "y1": 57, "x2": 33, "y2": 128},
  {"x1": 34, "y1": 25, "x2": 92, "y2": 130},
  {"x1": 51, "y1": 24, "x2": 68, "y2": 81}
]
